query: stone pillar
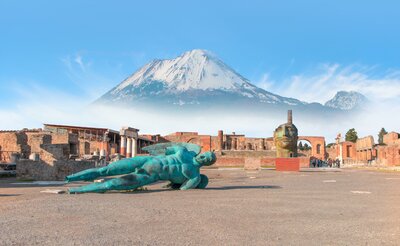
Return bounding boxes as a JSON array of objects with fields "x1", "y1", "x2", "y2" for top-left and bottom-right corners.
[
  {"x1": 231, "y1": 139, "x2": 236, "y2": 150},
  {"x1": 218, "y1": 130, "x2": 223, "y2": 151},
  {"x1": 100, "y1": 149, "x2": 106, "y2": 158},
  {"x1": 120, "y1": 136, "x2": 127, "y2": 156},
  {"x1": 288, "y1": 109, "x2": 293, "y2": 125},
  {"x1": 132, "y1": 138, "x2": 137, "y2": 157},
  {"x1": 126, "y1": 138, "x2": 132, "y2": 158}
]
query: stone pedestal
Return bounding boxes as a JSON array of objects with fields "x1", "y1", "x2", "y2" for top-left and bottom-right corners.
[
  {"x1": 244, "y1": 157, "x2": 261, "y2": 170},
  {"x1": 275, "y1": 158, "x2": 300, "y2": 171}
]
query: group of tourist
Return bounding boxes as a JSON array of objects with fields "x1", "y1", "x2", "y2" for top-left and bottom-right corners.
[{"x1": 310, "y1": 158, "x2": 341, "y2": 168}]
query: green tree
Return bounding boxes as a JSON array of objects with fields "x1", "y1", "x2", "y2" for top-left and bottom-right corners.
[
  {"x1": 378, "y1": 127, "x2": 387, "y2": 145},
  {"x1": 303, "y1": 142, "x2": 311, "y2": 150},
  {"x1": 298, "y1": 142, "x2": 304, "y2": 150},
  {"x1": 345, "y1": 128, "x2": 358, "y2": 143}
]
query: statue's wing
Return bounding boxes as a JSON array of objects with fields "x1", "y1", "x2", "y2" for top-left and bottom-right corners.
[{"x1": 142, "y1": 142, "x2": 201, "y2": 156}]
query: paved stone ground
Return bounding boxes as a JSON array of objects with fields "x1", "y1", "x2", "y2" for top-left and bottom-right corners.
[{"x1": 1, "y1": 168, "x2": 399, "y2": 245}]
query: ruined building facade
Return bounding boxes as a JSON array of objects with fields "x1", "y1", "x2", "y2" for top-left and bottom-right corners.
[
  {"x1": 0, "y1": 129, "x2": 94, "y2": 180},
  {"x1": 0, "y1": 124, "x2": 154, "y2": 180},
  {"x1": 326, "y1": 132, "x2": 400, "y2": 166}
]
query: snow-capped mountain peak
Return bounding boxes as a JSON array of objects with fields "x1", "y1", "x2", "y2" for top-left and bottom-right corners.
[
  {"x1": 115, "y1": 49, "x2": 249, "y2": 92},
  {"x1": 97, "y1": 49, "x2": 306, "y2": 107},
  {"x1": 324, "y1": 91, "x2": 368, "y2": 110}
]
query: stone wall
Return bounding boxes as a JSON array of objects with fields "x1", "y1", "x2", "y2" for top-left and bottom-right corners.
[
  {"x1": 0, "y1": 132, "x2": 20, "y2": 152},
  {"x1": 214, "y1": 154, "x2": 310, "y2": 169},
  {"x1": 164, "y1": 133, "x2": 216, "y2": 152},
  {"x1": 0, "y1": 132, "x2": 22, "y2": 162},
  {"x1": 221, "y1": 150, "x2": 276, "y2": 158},
  {"x1": 326, "y1": 147, "x2": 336, "y2": 159},
  {"x1": 215, "y1": 157, "x2": 245, "y2": 167},
  {"x1": 377, "y1": 145, "x2": 400, "y2": 166},
  {"x1": 163, "y1": 132, "x2": 273, "y2": 152},
  {"x1": 356, "y1": 136, "x2": 375, "y2": 150},
  {"x1": 383, "y1": 132, "x2": 400, "y2": 145},
  {"x1": 17, "y1": 159, "x2": 95, "y2": 180}
]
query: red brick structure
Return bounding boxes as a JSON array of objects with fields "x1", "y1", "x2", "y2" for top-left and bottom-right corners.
[
  {"x1": 163, "y1": 132, "x2": 215, "y2": 152},
  {"x1": 298, "y1": 136, "x2": 326, "y2": 159},
  {"x1": 328, "y1": 132, "x2": 400, "y2": 166},
  {"x1": 355, "y1": 136, "x2": 375, "y2": 162},
  {"x1": 376, "y1": 132, "x2": 400, "y2": 166},
  {"x1": 275, "y1": 158, "x2": 300, "y2": 171}
]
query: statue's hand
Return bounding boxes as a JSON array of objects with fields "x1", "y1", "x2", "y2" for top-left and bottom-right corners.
[
  {"x1": 180, "y1": 164, "x2": 201, "y2": 190},
  {"x1": 180, "y1": 176, "x2": 201, "y2": 190}
]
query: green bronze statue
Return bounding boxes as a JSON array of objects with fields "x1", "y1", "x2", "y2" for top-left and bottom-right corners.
[
  {"x1": 66, "y1": 143, "x2": 216, "y2": 194},
  {"x1": 273, "y1": 110, "x2": 298, "y2": 157}
]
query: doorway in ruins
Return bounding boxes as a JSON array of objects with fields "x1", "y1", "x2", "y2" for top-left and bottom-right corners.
[{"x1": 297, "y1": 140, "x2": 312, "y2": 157}]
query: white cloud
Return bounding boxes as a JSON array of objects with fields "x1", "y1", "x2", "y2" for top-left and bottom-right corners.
[
  {"x1": 257, "y1": 64, "x2": 400, "y2": 104},
  {"x1": 60, "y1": 54, "x2": 118, "y2": 100},
  {"x1": 256, "y1": 73, "x2": 275, "y2": 91},
  {"x1": 74, "y1": 54, "x2": 86, "y2": 72}
]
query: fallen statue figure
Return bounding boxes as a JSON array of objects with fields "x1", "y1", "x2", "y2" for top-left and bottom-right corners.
[{"x1": 66, "y1": 143, "x2": 216, "y2": 194}]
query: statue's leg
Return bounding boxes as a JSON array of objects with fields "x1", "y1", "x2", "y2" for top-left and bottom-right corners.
[
  {"x1": 65, "y1": 157, "x2": 148, "y2": 182},
  {"x1": 69, "y1": 173, "x2": 158, "y2": 194},
  {"x1": 196, "y1": 174, "x2": 209, "y2": 189}
]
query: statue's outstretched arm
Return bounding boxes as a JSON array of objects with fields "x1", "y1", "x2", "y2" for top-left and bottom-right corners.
[{"x1": 69, "y1": 172, "x2": 158, "y2": 194}]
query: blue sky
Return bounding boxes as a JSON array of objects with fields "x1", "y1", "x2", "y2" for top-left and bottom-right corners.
[{"x1": 0, "y1": 0, "x2": 399, "y2": 138}]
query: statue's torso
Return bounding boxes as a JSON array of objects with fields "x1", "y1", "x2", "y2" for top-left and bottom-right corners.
[{"x1": 139, "y1": 151, "x2": 197, "y2": 183}]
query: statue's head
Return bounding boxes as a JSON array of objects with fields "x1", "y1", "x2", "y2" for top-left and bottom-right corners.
[
  {"x1": 195, "y1": 151, "x2": 216, "y2": 166},
  {"x1": 274, "y1": 123, "x2": 298, "y2": 157}
]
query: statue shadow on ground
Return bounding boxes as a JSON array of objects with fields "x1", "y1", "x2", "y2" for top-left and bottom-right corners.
[
  {"x1": 120, "y1": 185, "x2": 281, "y2": 194},
  {"x1": 0, "y1": 194, "x2": 21, "y2": 197},
  {"x1": 205, "y1": 185, "x2": 281, "y2": 190}
]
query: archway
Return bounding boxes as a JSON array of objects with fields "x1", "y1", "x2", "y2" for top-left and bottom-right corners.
[
  {"x1": 298, "y1": 136, "x2": 326, "y2": 159},
  {"x1": 297, "y1": 139, "x2": 312, "y2": 157}
]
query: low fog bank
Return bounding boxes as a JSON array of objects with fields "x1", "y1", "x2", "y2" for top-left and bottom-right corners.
[{"x1": 1, "y1": 98, "x2": 399, "y2": 143}]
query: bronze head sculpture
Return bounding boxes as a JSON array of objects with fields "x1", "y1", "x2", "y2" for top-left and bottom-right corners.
[{"x1": 273, "y1": 110, "x2": 298, "y2": 157}]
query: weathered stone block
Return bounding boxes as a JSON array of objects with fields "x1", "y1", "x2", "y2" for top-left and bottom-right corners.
[{"x1": 244, "y1": 157, "x2": 261, "y2": 170}]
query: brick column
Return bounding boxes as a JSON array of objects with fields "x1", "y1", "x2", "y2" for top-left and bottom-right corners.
[
  {"x1": 120, "y1": 136, "x2": 127, "y2": 156},
  {"x1": 126, "y1": 138, "x2": 132, "y2": 158},
  {"x1": 218, "y1": 130, "x2": 223, "y2": 151}
]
